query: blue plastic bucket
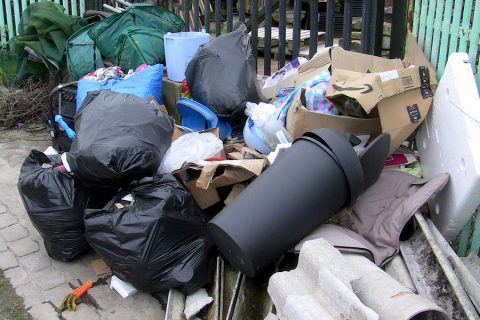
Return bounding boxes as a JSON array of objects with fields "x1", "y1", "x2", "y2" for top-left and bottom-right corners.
[{"x1": 164, "y1": 32, "x2": 210, "y2": 82}]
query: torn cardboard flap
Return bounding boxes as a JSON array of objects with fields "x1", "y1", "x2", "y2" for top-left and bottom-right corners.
[
  {"x1": 326, "y1": 70, "x2": 384, "y2": 114},
  {"x1": 326, "y1": 67, "x2": 436, "y2": 114},
  {"x1": 196, "y1": 159, "x2": 266, "y2": 189},
  {"x1": 286, "y1": 91, "x2": 382, "y2": 139},
  {"x1": 176, "y1": 159, "x2": 267, "y2": 209},
  {"x1": 296, "y1": 47, "x2": 404, "y2": 85}
]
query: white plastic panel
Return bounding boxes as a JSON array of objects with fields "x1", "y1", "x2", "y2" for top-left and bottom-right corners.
[{"x1": 416, "y1": 52, "x2": 480, "y2": 241}]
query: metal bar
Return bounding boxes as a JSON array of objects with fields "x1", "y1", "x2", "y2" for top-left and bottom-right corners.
[
  {"x1": 458, "y1": 0, "x2": 473, "y2": 52},
  {"x1": 239, "y1": 0, "x2": 245, "y2": 23},
  {"x1": 389, "y1": 0, "x2": 407, "y2": 58},
  {"x1": 205, "y1": 0, "x2": 210, "y2": 33},
  {"x1": 184, "y1": 0, "x2": 190, "y2": 31},
  {"x1": 245, "y1": 0, "x2": 280, "y2": 31},
  {"x1": 264, "y1": 0, "x2": 272, "y2": 75},
  {"x1": 361, "y1": 0, "x2": 372, "y2": 53},
  {"x1": 194, "y1": 0, "x2": 200, "y2": 31},
  {"x1": 215, "y1": 0, "x2": 221, "y2": 36},
  {"x1": 417, "y1": 0, "x2": 428, "y2": 49},
  {"x1": 278, "y1": 0, "x2": 286, "y2": 67},
  {"x1": 373, "y1": 0, "x2": 385, "y2": 56},
  {"x1": 342, "y1": 0, "x2": 352, "y2": 51},
  {"x1": 412, "y1": 0, "x2": 420, "y2": 38},
  {"x1": 292, "y1": 0, "x2": 301, "y2": 58},
  {"x1": 437, "y1": 0, "x2": 453, "y2": 78},
  {"x1": 458, "y1": 217, "x2": 472, "y2": 258},
  {"x1": 5, "y1": 0, "x2": 14, "y2": 40},
  {"x1": 448, "y1": 0, "x2": 464, "y2": 55},
  {"x1": 429, "y1": 0, "x2": 444, "y2": 68},
  {"x1": 103, "y1": 3, "x2": 122, "y2": 13},
  {"x1": 470, "y1": 211, "x2": 480, "y2": 255},
  {"x1": 309, "y1": 0, "x2": 318, "y2": 57},
  {"x1": 0, "y1": 0, "x2": 7, "y2": 43},
  {"x1": 467, "y1": 0, "x2": 480, "y2": 70},
  {"x1": 325, "y1": 0, "x2": 334, "y2": 47},
  {"x1": 80, "y1": 0, "x2": 86, "y2": 17},
  {"x1": 227, "y1": 0, "x2": 233, "y2": 32},
  {"x1": 423, "y1": 0, "x2": 436, "y2": 59},
  {"x1": 251, "y1": 0, "x2": 259, "y2": 64},
  {"x1": 116, "y1": 0, "x2": 132, "y2": 7}
]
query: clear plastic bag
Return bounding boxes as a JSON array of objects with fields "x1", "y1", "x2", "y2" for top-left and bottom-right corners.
[
  {"x1": 245, "y1": 102, "x2": 293, "y2": 152},
  {"x1": 159, "y1": 132, "x2": 224, "y2": 173}
]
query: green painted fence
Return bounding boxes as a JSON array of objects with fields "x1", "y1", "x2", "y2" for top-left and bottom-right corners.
[
  {"x1": 412, "y1": 0, "x2": 480, "y2": 88},
  {"x1": 0, "y1": 0, "x2": 86, "y2": 44},
  {"x1": 412, "y1": 0, "x2": 480, "y2": 256}
]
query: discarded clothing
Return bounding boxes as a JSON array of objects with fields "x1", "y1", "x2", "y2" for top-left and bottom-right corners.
[
  {"x1": 298, "y1": 170, "x2": 449, "y2": 267},
  {"x1": 275, "y1": 69, "x2": 339, "y2": 125},
  {"x1": 76, "y1": 64, "x2": 164, "y2": 109}
]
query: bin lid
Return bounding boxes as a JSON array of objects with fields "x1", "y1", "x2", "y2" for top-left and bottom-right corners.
[{"x1": 296, "y1": 129, "x2": 365, "y2": 205}]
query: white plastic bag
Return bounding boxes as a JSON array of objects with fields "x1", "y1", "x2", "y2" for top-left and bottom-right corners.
[
  {"x1": 245, "y1": 102, "x2": 293, "y2": 152},
  {"x1": 159, "y1": 132, "x2": 223, "y2": 174}
]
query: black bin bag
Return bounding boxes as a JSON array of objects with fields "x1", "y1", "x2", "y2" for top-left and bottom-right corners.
[
  {"x1": 66, "y1": 90, "x2": 174, "y2": 190},
  {"x1": 84, "y1": 174, "x2": 216, "y2": 294},
  {"x1": 17, "y1": 150, "x2": 99, "y2": 261},
  {"x1": 185, "y1": 22, "x2": 264, "y2": 120}
]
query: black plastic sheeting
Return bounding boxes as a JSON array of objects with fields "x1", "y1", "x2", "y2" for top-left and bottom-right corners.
[
  {"x1": 17, "y1": 150, "x2": 102, "y2": 261},
  {"x1": 66, "y1": 90, "x2": 174, "y2": 191},
  {"x1": 185, "y1": 22, "x2": 264, "y2": 120},
  {"x1": 84, "y1": 174, "x2": 216, "y2": 294}
]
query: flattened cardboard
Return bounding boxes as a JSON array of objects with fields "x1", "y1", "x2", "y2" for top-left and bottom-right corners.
[
  {"x1": 90, "y1": 259, "x2": 111, "y2": 277},
  {"x1": 403, "y1": 31, "x2": 435, "y2": 70},
  {"x1": 296, "y1": 47, "x2": 403, "y2": 85},
  {"x1": 224, "y1": 183, "x2": 247, "y2": 205}
]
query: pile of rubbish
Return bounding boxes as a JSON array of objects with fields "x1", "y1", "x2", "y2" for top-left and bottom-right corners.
[{"x1": 13, "y1": 2, "x2": 480, "y2": 319}]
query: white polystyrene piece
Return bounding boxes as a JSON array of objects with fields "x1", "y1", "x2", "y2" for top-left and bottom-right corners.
[
  {"x1": 184, "y1": 288, "x2": 213, "y2": 320},
  {"x1": 43, "y1": 146, "x2": 58, "y2": 155},
  {"x1": 416, "y1": 52, "x2": 480, "y2": 240},
  {"x1": 109, "y1": 275, "x2": 138, "y2": 298}
]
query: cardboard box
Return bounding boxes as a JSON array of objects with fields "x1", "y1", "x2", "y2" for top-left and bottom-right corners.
[
  {"x1": 175, "y1": 159, "x2": 267, "y2": 209},
  {"x1": 285, "y1": 46, "x2": 437, "y2": 154},
  {"x1": 262, "y1": 47, "x2": 403, "y2": 100},
  {"x1": 326, "y1": 66, "x2": 437, "y2": 153}
]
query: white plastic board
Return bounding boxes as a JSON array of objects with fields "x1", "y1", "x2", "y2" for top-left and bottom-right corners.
[{"x1": 416, "y1": 53, "x2": 480, "y2": 241}]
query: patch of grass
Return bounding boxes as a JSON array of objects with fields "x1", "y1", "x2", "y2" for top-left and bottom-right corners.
[{"x1": 0, "y1": 269, "x2": 32, "y2": 320}]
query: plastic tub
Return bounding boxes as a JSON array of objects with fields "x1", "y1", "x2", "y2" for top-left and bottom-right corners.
[
  {"x1": 208, "y1": 129, "x2": 365, "y2": 277},
  {"x1": 164, "y1": 32, "x2": 210, "y2": 82}
]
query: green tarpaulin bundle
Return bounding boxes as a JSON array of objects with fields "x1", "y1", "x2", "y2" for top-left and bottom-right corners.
[
  {"x1": 67, "y1": 4, "x2": 184, "y2": 80},
  {"x1": 0, "y1": 1, "x2": 87, "y2": 85}
]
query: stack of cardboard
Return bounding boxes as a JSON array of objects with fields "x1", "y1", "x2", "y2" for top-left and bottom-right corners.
[{"x1": 263, "y1": 40, "x2": 437, "y2": 154}]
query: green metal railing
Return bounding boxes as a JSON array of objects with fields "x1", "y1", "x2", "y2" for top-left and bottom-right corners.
[
  {"x1": 412, "y1": 0, "x2": 480, "y2": 88},
  {"x1": 0, "y1": 0, "x2": 86, "y2": 44},
  {"x1": 413, "y1": 0, "x2": 480, "y2": 256}
]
